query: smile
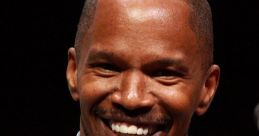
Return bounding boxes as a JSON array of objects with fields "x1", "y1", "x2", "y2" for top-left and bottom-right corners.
[
  {"x1": 111, "y1": 122, "x2": 149, "y2": 135},
  {"x1": 100, "y1": 117, "x2": 170, "y2": 136},
  {"x1": 95, "y1": 107, "x2": 172, "y2": 136}
]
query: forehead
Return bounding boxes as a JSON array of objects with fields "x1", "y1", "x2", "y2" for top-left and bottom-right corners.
[
  {"x1": 87, "y1": 0, "x2": 194, "y2": 42},
  {"x1": 88, "y1": 0, "x2": 193, "y2": 40},
  {"x1": 79, "y1": 0, "x2": 200, "y2": 66}
]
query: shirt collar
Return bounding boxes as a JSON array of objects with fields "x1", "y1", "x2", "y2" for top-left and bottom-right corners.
[{"x1": 76, "y1": 131, "x2": 80, "y2": 136}]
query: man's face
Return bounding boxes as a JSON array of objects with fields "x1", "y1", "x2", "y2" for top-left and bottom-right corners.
[{"x1": 67, "y1": 0, "x2": 220, "y2": 136}]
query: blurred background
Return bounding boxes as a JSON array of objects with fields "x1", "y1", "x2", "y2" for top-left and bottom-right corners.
[{"x1": 3, "y1": 0, "x2": 259, "y2": 135}]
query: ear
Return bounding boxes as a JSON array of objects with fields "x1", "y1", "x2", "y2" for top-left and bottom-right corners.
[
  {"x1": 196, "y1": 64, "x2": 220, "y2": 116},
  {"x1": 66, "y1": 47, "x2": 79, "y2": 101}
]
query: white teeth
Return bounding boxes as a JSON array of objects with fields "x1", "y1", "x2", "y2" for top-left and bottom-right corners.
[
  {"x1": 115, "y1": 125, "x2": 120, "y2": 132},
  {"x1": 137, "y1": 128, "x2": 143, "y2": 135},
  {"x1": 110, "y1": 123, "x2": 149, "y2": 135},
  {"x1": 128, "y1": 125, "x2": 137, "y2": 134},
  {"x1": 111, "y1": 124, "x2": 115, "y2": 131},
  {"x1": 120, "y1": 125, "x2": 128, "y2": 133},
  {"x1": 143, "y1": 128, "x2": 148, "y2": 135}
]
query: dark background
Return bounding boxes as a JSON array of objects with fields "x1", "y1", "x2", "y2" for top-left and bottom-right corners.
[{"x1": 4, "y1": 0, "x2": 259, "y2": 136}]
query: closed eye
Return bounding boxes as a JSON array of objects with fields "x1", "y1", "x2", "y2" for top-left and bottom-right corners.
[
  {"x1": 151, "y1": 69, "x2": 184, "y2": 78},
  {"x1": 88, "y1": 62, "x2": 121, "y2": 77},
  {"x1": 148, "y1": 69, "x2": 186, "y2": 85}
]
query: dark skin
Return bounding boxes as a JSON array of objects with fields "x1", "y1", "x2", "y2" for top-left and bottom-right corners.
[{"x1": 67, "y1": 0, "x2": 220, "y2": 136}]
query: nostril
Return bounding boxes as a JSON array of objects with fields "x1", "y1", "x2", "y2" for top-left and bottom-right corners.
[
  {"x1": 112, "y1": 103, "x2": 152, "y2": 117},
  {"x1": 111, "y1": 90, "x2": 156, "y2": 114},
  {"x1": 111, "y1": 93, "x2": 155, "y2": 111}
]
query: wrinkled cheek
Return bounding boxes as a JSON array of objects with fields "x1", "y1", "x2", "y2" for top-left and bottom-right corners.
[
  {"x1": 78, "y1": 78, "x2": 111, "y2": 109},
  {"x1": 80, "y1": 111, "x2": 101, "y2": 136},
  {"x1": 79, "y1": 96, "x2": 105, "y2": 136}
]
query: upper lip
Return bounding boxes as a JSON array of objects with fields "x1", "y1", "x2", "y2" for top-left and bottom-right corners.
[{"x1": 100, "y1": 114, "x2": 168, "y2": 126}]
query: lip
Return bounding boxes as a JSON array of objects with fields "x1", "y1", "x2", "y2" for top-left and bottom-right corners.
[{"x1": 99, "y1": 116, "x2": 170, "y2": 136}]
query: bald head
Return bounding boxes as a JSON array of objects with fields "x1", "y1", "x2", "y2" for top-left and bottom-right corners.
[
  {"x1": 75, "y1": 0, "x2": 213, "y2": 69},
  {"x1": 68, "y1": 1, "x2": 220, "y2": 135}
]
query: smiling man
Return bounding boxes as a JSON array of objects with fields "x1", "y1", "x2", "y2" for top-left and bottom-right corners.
[{"x1": 66, "y1": 0, "x2": 220, "y2": 136}]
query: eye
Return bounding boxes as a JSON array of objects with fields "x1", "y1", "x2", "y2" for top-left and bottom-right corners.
[
  {"x1": 151, "y1": 69, "x2": 184, "y2": 81},
  {"x1": 89, "y1": 63, "x2": 121, "y2": 77}
]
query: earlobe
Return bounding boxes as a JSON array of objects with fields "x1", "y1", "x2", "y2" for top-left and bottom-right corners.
[
  {"x1": 66, "y1": 47, "x2": 79, "y2": 101},
  {"x1": 196, "y1": 64, "x2": 220, "y2": 116}
]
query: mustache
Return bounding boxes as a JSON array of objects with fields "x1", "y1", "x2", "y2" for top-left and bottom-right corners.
[{"x1": 93, "y1": 106, "x2": 172, "y2": 125}]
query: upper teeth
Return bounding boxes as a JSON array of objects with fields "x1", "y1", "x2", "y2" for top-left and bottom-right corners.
[{"x1": 111, "y1": 123, "x2": 148, "y2": 135}]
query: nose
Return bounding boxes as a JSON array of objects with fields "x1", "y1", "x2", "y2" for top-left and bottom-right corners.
[{"x1": 111, "y1": 70, "x2": 155, "y2": 111}]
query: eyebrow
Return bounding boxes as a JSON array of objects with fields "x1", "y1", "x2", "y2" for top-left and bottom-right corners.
[
  {"x1": 87, "y1": 51, "x2": 114, "y2": 61},
  {"x1": 86, "y1": 50, "x2": 128, "y2": 67}
]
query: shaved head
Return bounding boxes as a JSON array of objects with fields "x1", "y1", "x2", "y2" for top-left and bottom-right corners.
[
  {"x1": 75, "y1": 0, "x2": 214, "y2": 69},
  {"x1": 67, "y1": 1, "x2": 220, "y2": 135}
]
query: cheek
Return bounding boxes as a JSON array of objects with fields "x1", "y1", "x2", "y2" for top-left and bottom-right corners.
[
  {"x1": 151, "y1": 83, "x2": 201, "y2": 116},
  {"x1": 78, "y1": 76, "x2": 116, "y2": 111},
  {"x1": 150, "y1": 83, "x2": 202, "y2": 135}
]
